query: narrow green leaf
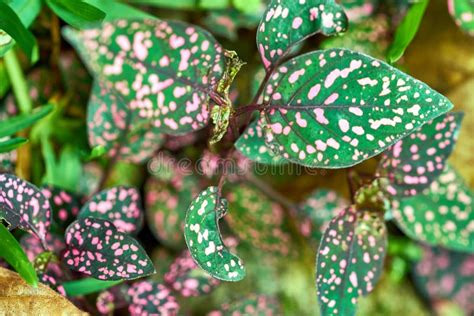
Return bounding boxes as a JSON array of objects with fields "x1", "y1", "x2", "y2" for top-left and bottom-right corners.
[
  {"x1": 0, "y1": 223, "x2": 38, "y2": 287},
  {"x1": 0, "y1": 104, "x2": 53, "y2": 138},
  {"x1": 84, "y1": 0, "x2": 153, "y2": 20},
  {"x1": 63, "y1": 277, "x2": 122, "y2": 297},
  {"x1": 127, "y1": 0, "x2": 196, "y2": 9},
  {"x1": 0, "y1": 137, "x2": 28, "y2": 153},
  {"x1": 387, "y1": 0, "x2": 429, "y2": 64},
  {"x1": 0, "y1": 0, "x2": 41, "y2": 59},
  {"x1": 0, "y1": 1, "x2": 38, "y2": 61},
  {"x1": 46, "y1": 0, "x2": 105, "y2": 29}
]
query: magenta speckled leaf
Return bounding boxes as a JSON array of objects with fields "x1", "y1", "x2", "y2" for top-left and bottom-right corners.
[
  {"x1": 413, "y1": 246, "x2": 474, "y2": 314},
  {"x1": 164, "y1": 250, "x2": 220, "y2": 297},
  {"x1": 63, "y1": 18, "x2": 227, "y2": 135},
  {"x1": 87, "y1": 81, "x2": 165, "y2": 164},
  {"x1": 145, "y1": 174, "x2": 198, "y2": 249},
  {"x1": 392, "y1": 165, "x2": 474, "y2": 253},
  {"x1": 316, "y1": 206, "x2": 387, "y2": 316},
  {"x1": 258, "y1": 48, "x2": 453, "y2": 168},
  {"x1": 63, "y1": 217, "x2": 155, "y2": 280},
  {"x1": 41, "y1": 185, "x2": 81, "y2": 232},
  {"x1": 257, "y1": 0, "x2": 348, "y2": 71},
  {"x1": 79, "y1": 186, "x2": 144, "y2": 235},
  {"x1": 96, "y1": 284, "x2": 131, "y2": 315},
  {"x1": 128, "y1": 280, "x2": 179, "y2": 316},
  {"x1": 378, "y1": 112, "x2": 463, "y2": 197},
  {"x1": 0, "y1": 173, "x2": 51, "y2": 242},
  {"x1": 298, "y1": 189, "x2": 348, "y2": 244}
]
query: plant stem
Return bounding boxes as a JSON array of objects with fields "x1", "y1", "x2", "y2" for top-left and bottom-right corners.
[{"x1": 4, "y1": 50, "x2": 33, "y2": 114}]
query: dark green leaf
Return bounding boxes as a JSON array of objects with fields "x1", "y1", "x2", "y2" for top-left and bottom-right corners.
[
  {"x1": 386, "y1": 0, "x2": 429, "y2": 64},
  {"x1": 46, "y1": 0, "x2": 105, "y2": 29},
  {"x1": 0, "y1": 104, "x2": 53, "y2": 138},
  {"x1": 63, "y1": 278, "x2": 122, "y2": 297},
  {"x1": 184, "y1": 186, "x2": 246, "y2": 281},
  {"x1": 0, "y1": 2, "x2": 38, "y2": 61},
  {"x1": 63, "y1": 217, "x2": 155, "y2": 280},
  {"x1": 84, "y1": 0, "x2": 153, "y2": 20},
  {"x1": 0, "y1": 223, "x2": 38, "y2": 287},
  {"x1": 258, "y1": 48, "x2": 453, "y2": 168},
  {"x1": 316, "y1": 207, "x2": 387, "y2": 316},
  {"x1": 0, "y1": 137, "x2": 28, "y2": 153},
  {"x1": 0, "y1": 174, "x2": 52, "y2": 242},
  {"x1": 392, "y1": 165, "x2": 474, "y2": 253}
]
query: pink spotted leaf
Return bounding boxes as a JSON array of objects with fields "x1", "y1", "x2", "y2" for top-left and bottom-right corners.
[
  {"x1": 257, "y1": 48, "x2": 453, "y2": 168},
  {"x1": 378, "y1": 112, "x2": 463, "y2": 197},
  {"x1": 316, "y1": 206, "x2": 387, "y2": 316},
  {"x1": 63, "y1": 217, "x2": 155, "y2": 280},
  {"x1": 164, "y1": 250, "x2": 220, "y2": 297},
  {"x1": 86, "y1": 81, "x2": 165, "y2": 163},
  {"x1": 41, "y1": 185, "x2": 81, "y2": 232},
  {"x1": 413, "y1": 246, "x2": 474, "y2": 314},
  {"x1": 128, "y1": 280, "x2": 179, "y2": 316},
  {"x1": 257, "y1": 0, "x2": 348, "y2": 71},
  {"x1": 63, "y1": 19, "x2": 229, "y2": 135},
  {"x1": 0, "y1": 173, "x2": 52, "y2": 242},
  {"x1": 392, "y1": 164, "x2": 474, "y2": 253},
  {"x1": 79, "y1": 186, "x2": 144, "y2": 235}
]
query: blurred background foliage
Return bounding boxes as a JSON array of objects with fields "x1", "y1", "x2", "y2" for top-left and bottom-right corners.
[{"x1": 0, "y1": 0, "x2": 473, "y2": 315}]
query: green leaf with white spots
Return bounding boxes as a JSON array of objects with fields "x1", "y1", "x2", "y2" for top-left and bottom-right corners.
[
  {"x1": 392, "y1": 165, "x2": 474, "y2": 253},
  {"x1": 316, "y1": 206, "x2": 387, "y2": 316},
  {"x1": 257, "y1": 0, "x2": 348, "y2": 71},
  {"x1": 87, "y1": 81, "x2": 165, "y2": 163},
  {"x1": 63, "y1": 18, "x2": 229, "y2": 135},
  {"x1": 258, "y1": 48, "x2": 453, "y2": 168},
  {"x1": 226, "y1": 184, "x2": 292, "y2": 256},
  {"x1": 378, "y1": 112, "x2": 464, "y2": 197},
  {"x1": 298, "y1": 189, "x2": 348, "y2": 244},
  {"x1": 184, "y1": 186, "x2": 246, "y2": 282},
  {"x1": 448, "y1": 0, "x2": 474, "y2": 36},
  {"x1": 235, "y1": 120, "x2": 286, "y2": 165}
]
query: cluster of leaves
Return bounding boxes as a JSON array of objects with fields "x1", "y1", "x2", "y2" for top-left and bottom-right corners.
[{"x1": 1, "y1": 0, "x2": 473, "y2": 315}]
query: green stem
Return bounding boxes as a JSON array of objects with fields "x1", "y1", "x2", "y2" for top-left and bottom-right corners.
[{"x1": 4, "y1": 50, "x2": 33, "y2": 114}]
